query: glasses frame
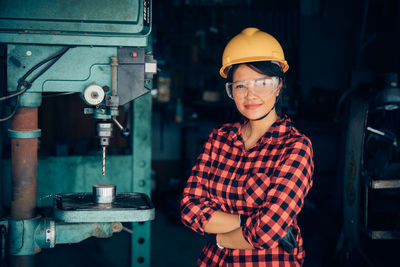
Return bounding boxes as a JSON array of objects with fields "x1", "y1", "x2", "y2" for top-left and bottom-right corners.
[{"x1": 225, "y1": 76, "x2": 279, "y2": 99}]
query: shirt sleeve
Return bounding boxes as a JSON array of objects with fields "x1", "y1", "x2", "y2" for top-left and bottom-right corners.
[
  {"x1": 180, "y1": 130, "x2": 220, "y2": 235},
  {"x1": 242, "y1": 137, "x2": 314, "y2": 250}
]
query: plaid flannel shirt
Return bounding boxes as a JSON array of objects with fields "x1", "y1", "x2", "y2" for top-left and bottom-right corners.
[{"x1": 180, "y1": 116, "x2": 314, "y2": 266}]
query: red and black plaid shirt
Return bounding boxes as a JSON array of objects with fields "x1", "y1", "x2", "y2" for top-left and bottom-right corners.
[{"x1": 180, "y1": 116, "x2": 314, "y2": 266}]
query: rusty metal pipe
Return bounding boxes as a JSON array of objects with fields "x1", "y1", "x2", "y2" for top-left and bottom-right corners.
[
  {"x1": 10, "y1": 107, "x2": 38, "y2": 267},
  {"x1": 11, "y1": 107, "x2": 38, "y2": 219}
]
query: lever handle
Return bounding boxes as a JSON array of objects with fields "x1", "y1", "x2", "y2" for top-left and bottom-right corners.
[
  {"x1": 121, "y1": 128, "x2": 130, "y2": 138},
  {"x1": 112, "y1": 117, "x2": 130, "y2": 138}
]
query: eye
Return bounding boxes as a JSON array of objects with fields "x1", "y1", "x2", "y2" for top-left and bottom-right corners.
[
  {"x1": 255, "y1": 79, "x2": 269, "y2": 87},
  {"x1": 233, "y1": 83, "x2": 245, "y2": 89}
]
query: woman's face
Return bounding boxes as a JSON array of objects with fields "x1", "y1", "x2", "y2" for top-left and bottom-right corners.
[{"x1": 232, "y1": 64, "x2": 281, "y2": 120}]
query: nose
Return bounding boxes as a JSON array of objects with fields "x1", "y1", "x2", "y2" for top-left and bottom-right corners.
[{"x1": 244, "y1": 86, "x2": 257, "y2": 98}]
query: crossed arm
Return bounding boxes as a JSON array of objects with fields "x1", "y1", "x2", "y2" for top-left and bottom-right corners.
[
  {"x1": 203, "y1": 211, "x2": 254, "y2": 249},
  {"x1": 180, "y1": 134, "x2": 314, "y2": 250}
]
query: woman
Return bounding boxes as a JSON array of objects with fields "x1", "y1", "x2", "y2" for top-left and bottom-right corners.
[{"x1": 180, "y1": 28, "x2": 314, "y2": 266}]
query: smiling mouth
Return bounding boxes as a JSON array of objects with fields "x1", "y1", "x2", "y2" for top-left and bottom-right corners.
[{"x1": 244, "y1": 104, "x2": 262, "y2": 110}]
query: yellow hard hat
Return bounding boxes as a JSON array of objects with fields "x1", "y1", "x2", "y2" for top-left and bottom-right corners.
[{"x1": 219, "y1": 27, "x2": 289, "y2": 78}]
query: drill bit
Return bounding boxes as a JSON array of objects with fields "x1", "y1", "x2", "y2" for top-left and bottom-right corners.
[{"x1": 102, "y1": 146, "x2": 106, "y2": 176}]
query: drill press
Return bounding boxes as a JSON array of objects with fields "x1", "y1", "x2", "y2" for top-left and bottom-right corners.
[{"x1": 0, "y1": 1, "x2": 157, "y2": 266}]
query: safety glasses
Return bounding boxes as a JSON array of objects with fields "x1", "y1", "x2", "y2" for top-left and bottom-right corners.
[{"x1": 225, "y1": 77, "x2": 279, "y2": 99}]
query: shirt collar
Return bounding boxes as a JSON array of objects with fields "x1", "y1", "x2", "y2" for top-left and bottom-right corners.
[{"x1": 229, "y1": 115, "x2": 293, "y2": 148}]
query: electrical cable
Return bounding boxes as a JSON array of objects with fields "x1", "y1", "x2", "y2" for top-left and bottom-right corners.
[
  {"x1": 0, "y1": 96, "x2": 19, "y2": 122},
  {"x1": 0, "y1": 83, "x2": 26, "y2": 101},
  {"x1": 0, "y1": 46, "x2": 71, "y2": 102},
  {"x1": 0, "y1": 47, "x2": 72, "y2": 122}
]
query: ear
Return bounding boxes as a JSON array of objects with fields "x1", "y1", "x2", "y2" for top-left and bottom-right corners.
[{"x1": 275, "y1": 78, "x2": 283, "y2": 97}]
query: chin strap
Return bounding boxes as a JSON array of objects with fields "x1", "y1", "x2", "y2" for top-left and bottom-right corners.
[{"x1": 250, "y1": 103, "x2": 276, "y2": 121}]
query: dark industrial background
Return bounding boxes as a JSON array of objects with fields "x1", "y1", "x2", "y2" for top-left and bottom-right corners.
[{"x1": 1, "y1": 0, "x2": 400, "y2": 266}]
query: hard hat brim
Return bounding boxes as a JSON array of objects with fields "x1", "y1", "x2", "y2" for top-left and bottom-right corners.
[{"x1": 219, "y1": 58, "x2": 289, "y2": 79}]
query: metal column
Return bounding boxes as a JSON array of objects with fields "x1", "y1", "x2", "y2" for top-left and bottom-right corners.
[
  {"x1": 131, "y1": 93, "x2": 152, "y2": 267},
  {"x1": 10, "y1": 107, "x2": 39, "y2": 267}
]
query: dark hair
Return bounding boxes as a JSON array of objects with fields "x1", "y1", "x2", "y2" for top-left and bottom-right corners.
[
  {"x1": 226, "y1": 61, "x2": 286, "y2": 114},
  {"x1": 226, "y1": 61, "x2": 284, "y2": 82}
]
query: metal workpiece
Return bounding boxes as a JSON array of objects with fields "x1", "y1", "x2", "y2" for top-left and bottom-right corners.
[
  {"x1": 53, "y1": 192, "x2": 155, "y2": 223},
  {"x1": 93, "y1": 184, "x2": 116, "y2": 204}
]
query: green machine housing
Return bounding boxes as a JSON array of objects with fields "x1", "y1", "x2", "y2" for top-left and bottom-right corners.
[{"x1": 0, "y1": 0, "x2": 155, "y2": 266}]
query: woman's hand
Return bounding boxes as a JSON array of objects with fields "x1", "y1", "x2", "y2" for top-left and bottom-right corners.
[
  {"x1": 203, "y1": 211, "x2": 254, "y2": 250},
  {"x1": 217, "y1": 228, "x2": 254, "y2": 250}
]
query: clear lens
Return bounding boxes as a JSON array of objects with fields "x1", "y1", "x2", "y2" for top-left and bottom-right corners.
[
  {"x1": 225, "y1": 83, "x2": 234, "y2": 99},
  {"x1": 225, "y1": 77, "x2": 278, "y2": 99}
]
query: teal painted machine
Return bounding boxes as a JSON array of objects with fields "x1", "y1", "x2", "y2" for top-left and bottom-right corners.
[{"x1": 0, "y1": 1, "x2": 156, "y2": 266}]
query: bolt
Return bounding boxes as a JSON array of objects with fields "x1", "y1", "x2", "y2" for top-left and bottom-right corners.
[
  {"x1": 26, "y1": 51, "x2": 32, "y2": 56},
  {"x1": 91, "y1": 92, "x2": 99, "y2": 99},
  {"x1": 138, "y1": 180, "x2": 146, "y2": 187},
  {"x1": 139, "y1": 160, "x2": 146, "y2": 167},
  {"x1": 103, "y1": 86, "x2": 110, "y2": 92},
  {"x1": 112, "y1": 223, "x2": 122, "y2": 232}
]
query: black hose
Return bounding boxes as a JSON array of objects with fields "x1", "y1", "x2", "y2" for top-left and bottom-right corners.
[{"x1": 0, "y1": 46, "x2": 72, "y2": 122}]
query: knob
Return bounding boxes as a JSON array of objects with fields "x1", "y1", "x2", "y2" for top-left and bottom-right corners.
[{"x1": 83, "y1": 84, "x2": 105, "y2": 105}]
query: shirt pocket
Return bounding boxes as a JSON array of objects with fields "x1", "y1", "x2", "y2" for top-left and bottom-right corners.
[{"x1": 239, "y1": 171, "x2": 272, "y2": 211}]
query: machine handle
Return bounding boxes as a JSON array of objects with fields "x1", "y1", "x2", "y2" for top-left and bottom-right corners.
[{"x1": 112, "y1": 117, "x2": 130, "y2": 138}]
